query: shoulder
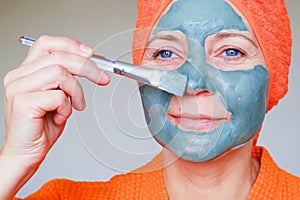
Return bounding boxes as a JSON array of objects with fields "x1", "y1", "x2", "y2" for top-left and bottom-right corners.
[
  {"x1": 249, "y1": 146, "x2": 300, "y2": 199},
  {"x1": 22, "y1": 153, "x2": 167, "y2": 199},
  {"x1": 24, "y1": 178, "x2": 111, "y2": 199},
  {"x1": 44, "y1": 170, "x2": 165, "y2": 199},
  {"x1": 278, "y1": 168, "x2": 300, "y2": 192}
]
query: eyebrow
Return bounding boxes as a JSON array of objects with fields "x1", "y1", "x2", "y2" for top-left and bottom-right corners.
[
  {"x1": 147, "y1": 34, "x2": 183, "y2": 45},
  {"x1": 214, "y1": 32, "x2": 258, "y2": 47}
]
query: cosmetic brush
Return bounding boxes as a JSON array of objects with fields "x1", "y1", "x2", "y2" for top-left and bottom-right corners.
[{"x1": 19, "y1": 36, "x2": 188, "y2": 96}]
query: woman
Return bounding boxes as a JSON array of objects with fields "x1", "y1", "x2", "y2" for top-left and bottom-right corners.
[{"x1": 1, "y1": 0, "x2": 299, "y2": 199}]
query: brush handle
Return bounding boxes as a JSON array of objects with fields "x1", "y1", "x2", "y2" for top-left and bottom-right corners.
[
  {"x1": 19, "y1": 36, "x2": 187, "y2": 96},
  {"x1": 19, "y1": 36, "x2": 162, "y2": 86}
]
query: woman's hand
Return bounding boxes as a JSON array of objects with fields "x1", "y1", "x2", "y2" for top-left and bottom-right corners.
[{"x1": 0, "y1": 35, "x2": 110, "y2": 199}]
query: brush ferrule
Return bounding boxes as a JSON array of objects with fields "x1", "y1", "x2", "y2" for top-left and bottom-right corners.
[
  {"x1": 112, "y1": 61, "x2": 161, "y2": 86},
  {"x1": 89, "y1": 55, "x2": 161, "y2": 86}
]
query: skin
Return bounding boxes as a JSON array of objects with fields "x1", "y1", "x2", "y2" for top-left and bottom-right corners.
[
  {"x1": 0, "y1": 35, "x2": 110, "y2": 200},
  {"x1": 163, "y1": 140, "x2": 260, "y2": 199},
  {"x1": 140, "y1": 0, "x2": 268, "y2": 162},
  {"x1": 140, "y1": 0, "x2": 268, "y2": 198},
  {"x1": 0, "y1": 1, "x2": 267, "y2": 199}
]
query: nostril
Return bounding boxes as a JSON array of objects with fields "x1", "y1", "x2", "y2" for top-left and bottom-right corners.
[
  {"x1": 186, "y1": 88, "x2": 213, "y2": 96},
  {"x1": 186, "y1": 77, "x2": 212, "y2": 96}
]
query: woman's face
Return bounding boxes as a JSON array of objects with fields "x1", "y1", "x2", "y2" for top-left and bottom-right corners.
[{"x1": 139, "y1": 0, "x2": 268, "y2": 162}]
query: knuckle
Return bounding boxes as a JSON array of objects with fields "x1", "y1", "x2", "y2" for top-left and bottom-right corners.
[
  {"x1": 36, "y1": 35, "x2": 51, "y2": 45},
  {"x1": 65, "y1": 37, "x2": 80, "y2": 50},
  {"x1": 65, "y1": 38, "x2": 74, "y2": 51},
  {"x1": 62, "y1": 37, "x2": 82, "y2": 55},
  {"x1": 50, "y1": 50, "x2": 65, "y2": 61},
  {"x1": 5, "y1": 83, "x2": 15, "y2": 99},
  {"x1": 50, "y1": 64, "x2": 68, "y2": 78},
  {"x1": 55, "y1": 90, "x2": 67, "y2": 102},
  {"x1": 3, "y1": 70, "x2": 14, "y2": 87}
]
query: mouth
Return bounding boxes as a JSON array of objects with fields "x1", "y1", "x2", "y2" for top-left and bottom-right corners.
[{"x1": 167, "y1": 113, "x2": 230, "y2": 132}]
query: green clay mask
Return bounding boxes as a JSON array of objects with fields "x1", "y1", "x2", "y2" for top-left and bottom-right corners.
[{"x1": 139, "y1": 0, "x2": 269, "y2": 162}]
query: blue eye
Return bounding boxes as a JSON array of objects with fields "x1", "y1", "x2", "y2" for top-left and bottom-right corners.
[
  {"x1": 158, "y1": 50, "x2": 175, "y2": 58},
  {"x1": 224, "y1": 49, "x2": 242, "y2": 57}
]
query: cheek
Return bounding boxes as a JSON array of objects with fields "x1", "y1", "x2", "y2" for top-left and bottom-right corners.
[
  {"x1": 139, "y1": 84, "x2": 172, "y2": 124},
  {"x1": 167, "y1": 96, "x2": 180, "y2": 114},
  {"x1": 222, "y1": 65, "x2": 269, "y2": 133}
]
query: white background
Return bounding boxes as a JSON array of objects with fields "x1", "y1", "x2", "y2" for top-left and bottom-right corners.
[{"x1": 0, "y1": 0, "x2": 299, "y2": 197}]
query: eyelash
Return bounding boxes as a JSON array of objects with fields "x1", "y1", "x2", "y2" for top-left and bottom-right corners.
[
  {"x1": 152, "y1": 49, "x2": 179, "y2": 61},
  {"x1": 150, "y1": 47, "x2": 246, "y2": 65},
  {"x1": 219, "y1": 47, "x2": 246, "y2": 62}
]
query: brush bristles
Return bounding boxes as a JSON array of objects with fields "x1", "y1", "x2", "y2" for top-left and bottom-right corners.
[{"x1": 158, "y1": 70, "x2": 188, "y2": 96}]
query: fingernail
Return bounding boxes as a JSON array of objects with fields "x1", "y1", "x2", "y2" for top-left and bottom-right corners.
[
  {"x1": 80, "y1": 44, "x2": 93, "y2": 56},
  {"x1": 100, "y1": 72, "x2": 111, "y2": 85}
]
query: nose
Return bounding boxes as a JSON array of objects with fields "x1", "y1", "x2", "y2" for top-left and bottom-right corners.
[
  {"x1": 183, "y1": 62, "x2": 212, "y2": 95},
  {"x1": 186, "y1": 76, "x2": 207, "y2": 92},
  {"x1": 176, "y1": 59, "x2": 216, "y2": 96}
]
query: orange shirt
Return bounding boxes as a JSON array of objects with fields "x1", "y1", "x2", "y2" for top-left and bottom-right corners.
[{"x1": 15, "y1": 146, "x2": 300, "y2": 199}]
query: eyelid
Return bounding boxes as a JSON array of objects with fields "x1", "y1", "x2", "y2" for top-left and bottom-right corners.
[
  {"x1": 214, "y1": 45, "x2": 246, "y2": 56},
  {"x1": 213, "y1": 33, "x2": 258, "y2": 48},
  {"x1": 143, "y1": 46, "x2": 186, "y2": 71},
  {"x1": 208, "y1": 35, "x2": 257, "y2": 56},
  {"x1": 149, "y1": 46, "x2": 186, "y2": 59}
]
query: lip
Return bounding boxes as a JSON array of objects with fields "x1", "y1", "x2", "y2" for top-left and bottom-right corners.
[{"x1": 167, "y1": 113, "x2": 230, "y2": 132}]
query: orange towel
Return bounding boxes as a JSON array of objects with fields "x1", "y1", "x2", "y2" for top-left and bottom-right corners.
[
  {"x1": 15, "y1": 147, "x2": 300, "y2": 199},
  {"x1": 132, "y1": 0, "x2": 292, "y2": 112}
]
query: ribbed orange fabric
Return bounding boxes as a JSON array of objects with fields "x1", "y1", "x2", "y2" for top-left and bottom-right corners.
[
  {"x1": 132, "y1": 0, "x2": 292, "y2": 112},
  {"x1": 15, "y1": 147, "x2": 300, "y2": 199}
]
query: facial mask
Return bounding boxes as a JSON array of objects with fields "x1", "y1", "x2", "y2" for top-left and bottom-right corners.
[{"x1": 139, "y1": 0, "x2": 269, "y2": 162}]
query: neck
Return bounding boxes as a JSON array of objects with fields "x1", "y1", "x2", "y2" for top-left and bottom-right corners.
[{"x1": 162, "y1": 140, "x2": 260, "y2": 200}]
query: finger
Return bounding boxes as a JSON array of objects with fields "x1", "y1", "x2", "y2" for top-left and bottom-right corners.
[
  {"x1": 53, "y1": 96, "x2": 73, "y2": 126},
  {"x1": 11, "y1": 90, "x2": 72, "y2": 127},
  {"x1": 4, "y1": 51, "x2": 110, "y2": 87},
  {"x1": 23, "y1": 35, "x2": 94, "y2": 64},
  {"x1": 6, "y1": 65, "x2": 86, "y2": 111}
]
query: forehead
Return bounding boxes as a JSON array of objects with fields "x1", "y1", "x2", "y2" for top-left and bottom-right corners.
[{"x1": 154, "y1": 0, "x2": 248, "y2": 46}]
